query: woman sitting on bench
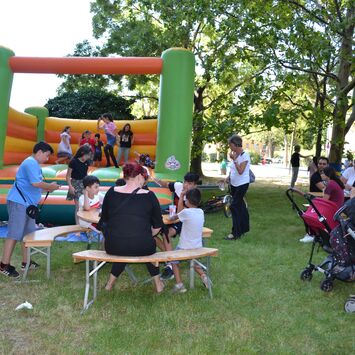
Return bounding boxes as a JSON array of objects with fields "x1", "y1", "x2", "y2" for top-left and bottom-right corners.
[{"x1": 99, "y1": 163, "x2": 165, "y2": 293}]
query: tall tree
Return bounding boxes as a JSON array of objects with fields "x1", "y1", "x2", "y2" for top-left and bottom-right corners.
[{"x1": 219, "y1": 0, "x2": 354, "y2": 165}]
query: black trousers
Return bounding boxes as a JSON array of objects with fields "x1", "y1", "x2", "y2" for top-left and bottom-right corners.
[
  {"x1": 104, "y1": 144, "x2": 118, "y2": 167},
  {"x1": 230, "y1": 183, "x2": 250, "y2": 237},
  {"x1": 111, "y1": 262, "x2": 159, "y2": 278}
]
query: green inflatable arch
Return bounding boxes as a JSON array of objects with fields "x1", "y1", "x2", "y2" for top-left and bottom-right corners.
[{"x1": 0, "y1": 46, "x2": 195, "y2": 180}]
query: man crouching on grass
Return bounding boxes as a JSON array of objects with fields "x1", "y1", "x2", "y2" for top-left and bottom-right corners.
[{"x1": 0, "y1": 142, "x2": 60, "y2": 278}]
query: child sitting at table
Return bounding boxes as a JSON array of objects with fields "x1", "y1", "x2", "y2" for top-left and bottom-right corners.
[
  {"x1": 78, "y1": 175, "x2": 102, "y2": 231},
  {"x1": 154, "y1": 172, "x2": 200, "y2": 279},
  {"x1": 168, "y1": 188, "x2": 209, "y2": 294}
]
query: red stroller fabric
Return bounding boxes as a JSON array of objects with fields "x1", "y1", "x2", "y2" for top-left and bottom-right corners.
[{"x1": 302, "y1": 198, "x2": 339, "y2": 233}]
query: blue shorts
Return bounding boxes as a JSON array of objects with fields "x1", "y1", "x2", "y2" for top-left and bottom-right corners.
[
  {"x1": 6, "y1": 200, "x2": 37, "y2": 241},
  {"x1": 170, "y1": 221, "x2": 182, "y2": 236}
]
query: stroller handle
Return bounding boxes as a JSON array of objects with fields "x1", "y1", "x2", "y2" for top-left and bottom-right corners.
[{"x1": 333, "y1": 204, "x2": 348, "y2": 222}]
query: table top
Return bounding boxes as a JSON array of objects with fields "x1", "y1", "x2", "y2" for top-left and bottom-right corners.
[
  {"x1": 77, "y1": 209, "x2": 213, "y2": 237},
  {"x1": 77, "y1": 209, "x2": 179, "y2": 225},
  {"x1": 77, "y1": 209, "x2": 100, "y2": 224},
  {"x1": 308, "y1": 192, "x2": 324, "y2": 197},
  {"x1": 162, "y1": 214, "x2": 179, "y2": 225}
]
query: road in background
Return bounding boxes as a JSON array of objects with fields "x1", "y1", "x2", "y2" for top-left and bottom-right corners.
[{"x1": 202, "y1": 162, "x2": 310, "y2": 187}]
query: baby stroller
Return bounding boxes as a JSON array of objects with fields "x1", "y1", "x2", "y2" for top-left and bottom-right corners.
[{"x1": 286, "y1": 188, "x2": 355, "y2": 292}]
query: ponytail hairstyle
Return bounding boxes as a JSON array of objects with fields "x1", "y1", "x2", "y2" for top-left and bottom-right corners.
[
  {"x1": 62, "y1": 126, "x2": 71, "y2": 133},
  {"x1": 323, "y1": 166, "x2": 344, "y2": 189},
  {"x1": 123, "y1": 162, "x2": 148, "y2": 180},
  {"x1": 73, "y1": 144, "x2": 92, "y2": 160}
]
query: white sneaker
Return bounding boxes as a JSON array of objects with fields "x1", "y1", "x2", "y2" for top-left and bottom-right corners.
[
  {"x1": 172, "y1": 283, "x2": 187, "y2": 294},
  {"x1": 299, "y1": 234, "x2": 314, "y2": 243}
]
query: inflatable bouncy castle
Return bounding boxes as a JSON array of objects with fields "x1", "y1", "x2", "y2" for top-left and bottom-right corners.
[{"x1": 0, "y1": 46, "x2": 195, "y2": 224}]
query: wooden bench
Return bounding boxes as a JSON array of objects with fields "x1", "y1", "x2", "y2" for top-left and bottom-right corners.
[
  {"x1": 23, "y1": 225, "x2": 90, "y2": 280},
  {"x1": 22, "y1": 224, "x2": 214, "y2": 282},
  {"x1": 73, "y1": 247, "x2": 219, "y2": 312}
]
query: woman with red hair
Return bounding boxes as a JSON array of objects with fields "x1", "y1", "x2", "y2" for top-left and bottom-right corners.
[{"x1": 99, "y1": 163, "x2": 164, "y2": 293}]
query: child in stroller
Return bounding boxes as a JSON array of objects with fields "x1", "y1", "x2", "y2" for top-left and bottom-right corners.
[{"x1": 286, "y1": 188, "x2": 355, "y2": 292}]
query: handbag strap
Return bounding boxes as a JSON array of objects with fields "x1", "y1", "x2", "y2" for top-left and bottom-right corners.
[
  {"x1": 38, "y1": 191, "x2": 50, "y2": 212},
  {"x1": 106, "y1": 187, "x2": 140, "y2": 222},
  {"x1": 15, "y1": 182, "x2": 27, "y2": 203},
  {"x1": 15, "y1": 182, "x2": 50, "y2": 210}
]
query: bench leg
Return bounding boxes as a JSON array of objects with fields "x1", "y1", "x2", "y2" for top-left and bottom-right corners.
[
  {"x1": 83, "y1": 260, "x2": 90, "y2": 311},
  {"x1": 82, "y1": 260, "x2": 106, "y2": 313},
  {"x1": 22, "y1": 247, "x2": 32, "y2": 281},
  {"x1": 205, "y1": 256, "x2": 213, "y2": 299},
  {"x1": 189, "y1": 259, "x2": 195, "y2": 289},
  {"x1": 125, "y1": 266, "x2": 139, "y2": 284},
  {"x1": 93, "y1": 260, "x2": 98, "y2": 300},
  {"x1": 47, "y1": 247, "x2": 51, "y2": 279},
  {"x1": 22, "y1": 246, "x2": 51, "y2": 281}
]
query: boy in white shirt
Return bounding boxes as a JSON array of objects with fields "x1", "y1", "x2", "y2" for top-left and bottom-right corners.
[
  {"x1": 169, "y1": 188, "x2": 209, "y2": 294},
  {"x1": 78, "y1": 176, "x2": 102, "y2": 232}
]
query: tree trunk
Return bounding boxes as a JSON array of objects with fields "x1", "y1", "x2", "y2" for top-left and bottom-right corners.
[
  {"x1": 190, "y1": 87, "x2": 205, "y2": 176},
  {"x1": 315, "y1": 92, "x2": 324, "y2": 158},
  {"x1": 329, "y1": 5, "x2": 354, "y2": 166},
  {"x1": 284, "y1": 131, "x2": 289, "y2": 168},
  {"x1": 288, "y1": 123, "x2": 296, "y2": 171}
]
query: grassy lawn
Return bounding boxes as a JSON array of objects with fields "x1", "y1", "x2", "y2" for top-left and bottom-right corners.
[{"x1": 0, "y1": 182, "x2": 354, "y2": 354}]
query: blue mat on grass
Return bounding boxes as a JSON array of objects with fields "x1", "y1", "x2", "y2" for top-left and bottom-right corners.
[{"x1": 0, "y1": 225, "x2": 95, "y2": 242}]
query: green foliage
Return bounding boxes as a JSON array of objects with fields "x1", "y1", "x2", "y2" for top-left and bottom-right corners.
[
  {"x1": 45, "y1": 88, "x2": 135, "y2": 120},
  {"x1": 249, "y1": 151, "x2": 261, "y2": 165},
  {"x1": 57, "y1": 0, "x2": 354, "y2": 169}
]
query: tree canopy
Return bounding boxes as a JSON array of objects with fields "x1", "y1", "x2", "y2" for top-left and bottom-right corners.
[
  {"x1": 45, "y1": 88, "x2": 134, "y2": 120},
  {"x1": 56, "y1": 0, "x2": 354, "y2": 171}
]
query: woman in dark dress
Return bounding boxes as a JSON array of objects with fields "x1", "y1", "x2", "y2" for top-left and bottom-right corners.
[{"x1": 100, "y1": 162, "x2": 164, "y2": 292}]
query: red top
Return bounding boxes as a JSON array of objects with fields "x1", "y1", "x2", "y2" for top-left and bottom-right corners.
[
  {"x1": 80, "y1": 138, "x2": 95, "y2": 153},
  {"x1": 324, "y1": 180, "x2": 344, "y2": 210}
]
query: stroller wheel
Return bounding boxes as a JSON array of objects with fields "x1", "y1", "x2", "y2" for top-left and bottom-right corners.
[
  {"x1": 344, "y1": 296, "x2": 355, "y2": 313},
  {"x1": 300, "y1": 269, "x2": 313, "y2": 281},
  {"x1": 320, "y1": 279, "x2": 333, "y2": 292}
]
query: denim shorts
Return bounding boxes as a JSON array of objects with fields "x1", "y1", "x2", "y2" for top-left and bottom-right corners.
[
  {"x1": 170, "y1": 221, "x2": 182, "y2": 236},
  {"x1": 6, "y1": 200, "x2": 37, "y2": 241}
]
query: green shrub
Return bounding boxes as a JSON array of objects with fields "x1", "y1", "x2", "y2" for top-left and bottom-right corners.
[{"x1": 249, "y1": 151, "x2": 260, "y2": 165}]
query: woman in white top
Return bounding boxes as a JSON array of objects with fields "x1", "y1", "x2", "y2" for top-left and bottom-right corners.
[
  {"x1": 341, "y1": 163, "x2": 355, "y2": 193},
  {"x1": 224, "y1": 134, "x2": 250, "y2": 240},
  {"x1": 56, "y1": 126, "x2": 72, "y2": 164}
]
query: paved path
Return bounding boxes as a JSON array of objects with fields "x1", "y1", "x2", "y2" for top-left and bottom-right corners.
[{"x1": 202, "y1": 162, "x2": 310, "y2": 187}]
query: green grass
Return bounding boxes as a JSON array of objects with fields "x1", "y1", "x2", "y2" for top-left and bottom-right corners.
[{"x1": 0, "y1": 182, "x2": 354, "y2": 354}]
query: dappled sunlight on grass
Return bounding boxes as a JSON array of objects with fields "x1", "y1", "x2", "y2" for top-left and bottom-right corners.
[{"x1": 0, "y1": 182, "x2": 354, "y2": 353}]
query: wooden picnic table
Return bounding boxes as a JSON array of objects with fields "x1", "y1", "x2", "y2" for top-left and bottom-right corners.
[
  {"x1": 77, "y1": 210, "x2": 213, "y2": 237},
  {"x1": 308, "y1": 191, "x2": 324, "y2": 197},
  {"x1": 77, "y1": 209, "x2": 101, "y2": 224}
]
